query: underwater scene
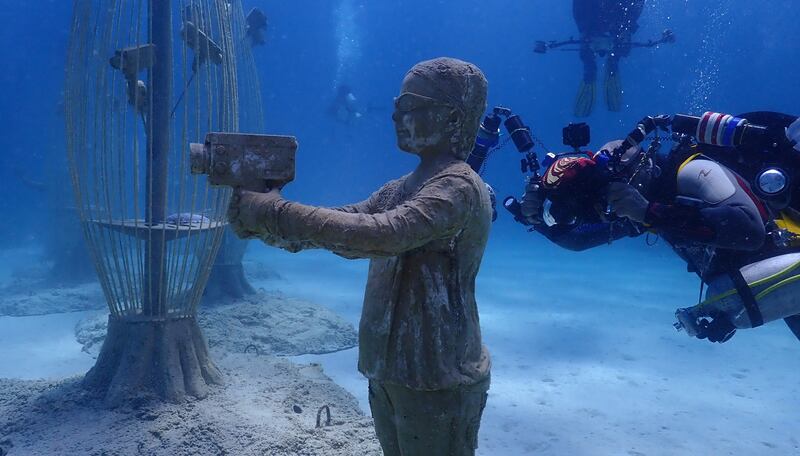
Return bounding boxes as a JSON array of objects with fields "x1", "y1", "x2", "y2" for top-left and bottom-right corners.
[{"x1": 0, "y1": 0, "x2": 799, "y2": 455}]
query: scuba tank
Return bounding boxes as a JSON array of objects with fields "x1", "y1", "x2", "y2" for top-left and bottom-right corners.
[
  {"x1": 675, "y1": 252, "x2": 800, "y2": 335},
  {"x1": 669, "y1": 111, "x2": 800, "y2": 341}
]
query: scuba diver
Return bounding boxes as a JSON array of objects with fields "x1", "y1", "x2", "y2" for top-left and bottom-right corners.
[
  {"x1": 535, "y1": 1, "x2": 674, "y2": 117},
  {"x1": 328, "y1": 84, "x2": 364, "y2": 125},
  {"x1": 245, "y1": 7, "x2": 268, "y2": 47},
  {"x1": 573, "y1": 0, "x2": 643, "y2": 116},
  {"x1": 512, "y1": 111, "x2": 800, "y2": 344}
]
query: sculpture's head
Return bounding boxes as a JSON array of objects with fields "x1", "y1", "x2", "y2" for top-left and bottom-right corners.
[{"x1": 392, "y1": 57, "x2": 487, "y2": 160}]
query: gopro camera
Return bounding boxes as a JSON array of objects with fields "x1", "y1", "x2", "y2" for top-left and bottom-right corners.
[{"x1": 562, "y1": 122, "x2": 590, "y2": 150}]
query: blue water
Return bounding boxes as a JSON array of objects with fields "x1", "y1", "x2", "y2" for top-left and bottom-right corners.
[
  {"x1": 1, "y1": 0, "x2": 799, "y2": 454},
  {"x1": 4, "y1": 1, "x2": 800, "y2": 241}
]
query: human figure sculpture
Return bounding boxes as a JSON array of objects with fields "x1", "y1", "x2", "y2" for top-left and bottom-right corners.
[{"x1": 228, "y1": 57, "x2": 492, "y2": 455}]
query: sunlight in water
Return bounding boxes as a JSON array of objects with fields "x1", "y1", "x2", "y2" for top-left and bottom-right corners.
[
  {"x1": 333, "y1": 0, "x2": 362, "y2": 89},
  {"x1": 688, "y1": 0, "x2": 733, "y2": 112}
]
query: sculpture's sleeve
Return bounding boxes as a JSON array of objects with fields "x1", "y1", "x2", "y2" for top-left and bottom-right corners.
[
  {"x1": 264, "y1": 174, "x2": 475, "y2": 259},
  {"x1": 331, "y1": 185, "x2": 386, "y2": 214},
  {"x1": 255, "y1": 183, "x2": 390, "y2": 254},
  {"x1": 255, "y1": 233, "x2": 314, "y2": 253}
]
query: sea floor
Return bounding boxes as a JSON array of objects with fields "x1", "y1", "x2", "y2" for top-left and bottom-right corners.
[
  {"x1": 1, "y1": 231, "x2": 799, "y2": 455},
  {"x1": 257, "y1": 230, "x2": 800, "y2": 456}
]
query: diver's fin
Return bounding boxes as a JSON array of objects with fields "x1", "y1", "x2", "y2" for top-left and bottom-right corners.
[
  {"x1": 785, "y1": 314, "x2": 800, "y2": 341},
  {"x1": 605, "y1": 70, "x2": 623, "y2": 112},
  {"x1": 573, "y1": 80, "x2": 595, "y2": 118}
]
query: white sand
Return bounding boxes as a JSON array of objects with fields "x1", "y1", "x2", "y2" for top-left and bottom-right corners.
[
  {"x1": 0, "y1": 312, "x2": 95, "y2": 380},
  {"x1": 0, "y1": 245, "x2": 376, "y2": 456},
  {"x1": 75, "y1": 291, "x2": 358, "y2": 358},
  {"x1": 0, "y1": 352, "x2": 381, "y2": 456},
  {"x1": 250, "y1": 233, "x2": 800, "y2": 456},
  {"x1": 0, "y1": 245, "x2": 104, "y2": 317},
  {"x1": 2, "y1": 236, "x2": 799, "y2": 455}
]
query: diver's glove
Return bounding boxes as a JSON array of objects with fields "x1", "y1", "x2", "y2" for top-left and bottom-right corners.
[
  {"x1": 227, "y1": 188, "x2": 282, "y2": 239},
  {"x1": 519, "y1": 176, "x2": 545, "y2": 225},
  {"x1": 696, "y1": 311, "x2": 737, "y2": 343}
]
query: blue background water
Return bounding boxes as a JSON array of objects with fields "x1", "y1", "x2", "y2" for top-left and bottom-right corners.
[
  {"x1": 2, "y1": 0, "x2": 799, "y2": 244},
  {"x1": 1, "y1": 1, "x2": 799, "y2": 453}
]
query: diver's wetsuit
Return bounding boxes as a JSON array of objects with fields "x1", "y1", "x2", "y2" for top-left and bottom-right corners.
[
  {"x1": 537, "y1": 152, "x2": 767, "y2": 268},
  {"x1": 573, "y1": 0, "x2": 644, "y2": 39},
  {"x1": 534, "y1": 151, "x2": 800, "y2": 338},
  {"x1": 573, "y1": 0, "x2": 644, "y2": 82}
]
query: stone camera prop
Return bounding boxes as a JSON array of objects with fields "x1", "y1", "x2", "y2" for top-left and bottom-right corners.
[{"x1": 190, "y1": 133, "x2": 298, "y2": 192}]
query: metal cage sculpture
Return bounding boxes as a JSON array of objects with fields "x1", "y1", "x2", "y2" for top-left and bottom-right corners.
[{"x1": 65, "y1": 0, "x2": 263, "y2": 405}]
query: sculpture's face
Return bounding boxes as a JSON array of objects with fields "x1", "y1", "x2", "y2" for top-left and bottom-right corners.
[{"x1": 392, "y1": 73, "x2": 461, "y2": 156}]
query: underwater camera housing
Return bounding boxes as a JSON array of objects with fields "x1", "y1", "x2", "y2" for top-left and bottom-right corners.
[{"x1": 190, "y1": 133, "x2": 298, "y2": 192}]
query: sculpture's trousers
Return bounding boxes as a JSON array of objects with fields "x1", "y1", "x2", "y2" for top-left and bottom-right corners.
[{"x1": 368, "y1": 377, "x2": 489, "y2": 456}]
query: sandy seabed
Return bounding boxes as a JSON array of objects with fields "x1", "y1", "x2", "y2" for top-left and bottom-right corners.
[
  {"x1": 248, "y1": 234, "x2": 800, "y2": 456},
  {"x1": 0, "y1": 246, "x2": 375, "y2": 456},
  {"x1": 1, "y1": 234, "x2": 800, "y2": 455},
  {"x1": 0, "y1": 352, "x2": 380, "y2": 455}
]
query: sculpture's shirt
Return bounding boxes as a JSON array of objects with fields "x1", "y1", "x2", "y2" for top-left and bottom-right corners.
[{"x1": 262, "y1": 161, "x2": 492, "y2": 390}]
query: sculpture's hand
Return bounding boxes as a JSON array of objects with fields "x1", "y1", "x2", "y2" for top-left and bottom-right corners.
[{"x1": 227, "y1": 188, "x2": 281, "y2": 239}]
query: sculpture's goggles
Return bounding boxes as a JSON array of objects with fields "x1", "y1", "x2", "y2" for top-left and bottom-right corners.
[{"x1": 394, "y1": 92, "x2": 459, "y2": 114}]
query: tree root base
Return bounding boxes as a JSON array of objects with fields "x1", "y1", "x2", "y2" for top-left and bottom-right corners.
[{"x1": 83, "y1": 316, "x2": 222, "y2": 407}]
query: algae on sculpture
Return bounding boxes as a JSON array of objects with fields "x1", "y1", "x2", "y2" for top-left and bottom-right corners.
[{"x1": 229, "y1": 57, "x2": 493, "y2": 455}]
